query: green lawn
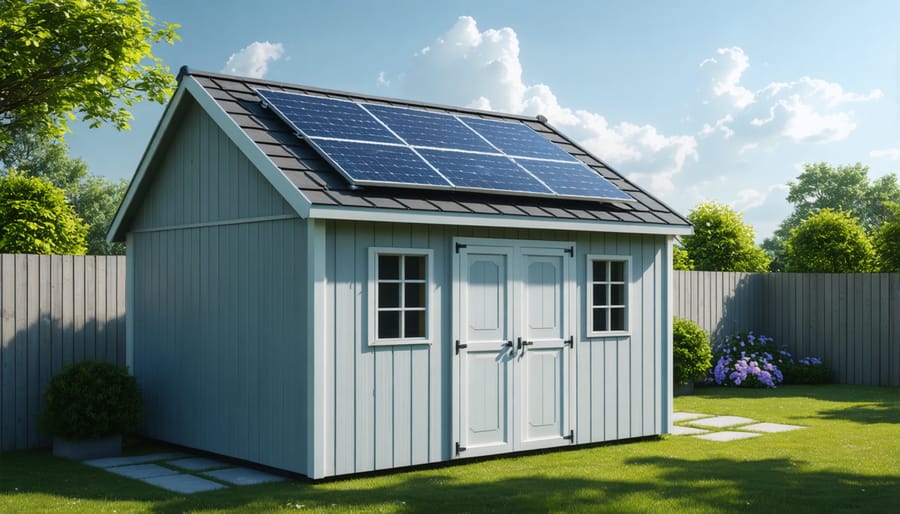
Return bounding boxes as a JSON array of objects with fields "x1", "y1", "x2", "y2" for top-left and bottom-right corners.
[{"x1": 1, "y1": 385, "x2": 898, "y2": 513}]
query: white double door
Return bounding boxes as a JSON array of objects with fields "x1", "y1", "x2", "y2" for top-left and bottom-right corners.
[{"x1": 453, "y1": 239, "x2": 575, "y2": 458}]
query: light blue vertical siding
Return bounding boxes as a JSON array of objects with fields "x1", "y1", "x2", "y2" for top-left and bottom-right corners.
[
  {"x1": 324, "y1": 222, "x2": 671, "y2": 476},
  {"x1": 128, "y1": 99, "x2": 309, "y2": 474}
]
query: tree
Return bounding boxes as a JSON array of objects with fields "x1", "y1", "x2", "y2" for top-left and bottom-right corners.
[
  {"x1": 764, "y1": 163, "x2": 900, "y2": 269},
  {"x1": 681, "y1": 202, "x2": 769, "y2": 272},
  {"x1": 71, "y1": 175, "x2": 128, "y2": 255},
  {"x1": 874, "y1": 203, "x2": 900, "y2": 272},
  {"x1": 2, "y1": 130, "x2": 125, "y2": 254},
  {"x1": 673, "y1": 245, "x2": 694, "y2": 271},
  {"x1": 783, "y1": 209, "x2": 874, "y2": 272},
  {"x1": 0, "y1": 174, "x2": 87, "y2": 254},
  {"x1": 0, "y1": 0, "x2": 180, "y2": 143}
]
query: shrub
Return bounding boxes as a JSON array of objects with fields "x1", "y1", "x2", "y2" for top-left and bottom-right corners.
[
  {"x1": 673, "y1": 317, "x2": 711, "y2": 383},
  {"x1": 782, "y1": 357, "x2": 833, "y2": 385},
  {"x1": 39, "y1": 360, "x2": 143, "y2": 440},
  {"x1": 706, "y1": 332, "x2": 791, "y2": 388}
]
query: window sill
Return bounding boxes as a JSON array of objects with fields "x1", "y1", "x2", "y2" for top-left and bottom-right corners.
[
  {"x1": 586, "y1": 331, "x2": 631, "y2": 339},
  {"x1": 368, "y1": 338, "x2": 432, "y2": 347}
]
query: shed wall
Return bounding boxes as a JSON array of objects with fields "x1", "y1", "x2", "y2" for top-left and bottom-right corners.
[
  {"x1": 322, "y1": 221, "x2": 671, "y2": 477},
  {"x1": 129, "y1": 99, "x2": 310, "y2": 474}
]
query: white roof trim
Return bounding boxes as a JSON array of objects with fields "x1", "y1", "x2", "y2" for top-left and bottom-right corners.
[
  {"x1": 308, "y1": 205, "x2": 693, "y2": 236},
  {"x1": 107, "y1": 76, "x2": 312, "y2": 242}
]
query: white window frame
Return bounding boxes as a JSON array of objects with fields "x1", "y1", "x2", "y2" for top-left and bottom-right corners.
[
  {"x1": 368, "y1": 247, "x2": 434, "y2": 346},
  {"x1": 586, "y1": 254, "x2": 632, "y2": 338}
]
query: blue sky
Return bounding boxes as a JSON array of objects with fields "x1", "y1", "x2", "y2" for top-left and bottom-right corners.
[{"x1": 65, "y1": 0, "x2": 900, "y2": 241}]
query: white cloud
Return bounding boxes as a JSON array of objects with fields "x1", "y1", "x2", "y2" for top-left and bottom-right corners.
[
  {"x1": 399, "y1": 16, "x2": 696, "y2": 196},
  {"x1": 870, "y1": 147, "x2": 900, "y2": 160},
  {"x1": 376, "y1": 71, "x2": 391, "y2": 88},
  {"x1": 698, "y1": 48, "x2": 882, "y2": 146},
  {"x1": 222, "y1": 41, "x2": 284, "y2": 79}
]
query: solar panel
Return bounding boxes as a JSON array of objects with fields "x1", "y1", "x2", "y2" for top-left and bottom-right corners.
[
  {"x1": 311, "y1": 139, "x2": 450, "y2": 187},
  {"x1": 256, "y1": 88, "x2": 634, "y2": 203},
  {"x1": 257, "y1": 89, "x2": 400, "y2": 144},
  {"x1": 514, "y1": 159, "x2": 632, "y2": 201},
  {"x1": 363, "y1": 104, "x2": 496, "y2": 153},
  {"x1": 461, "y1": 117, "x2": 579, "y2": 162},
  {"x1": 418, "y1": 149, "x2": 552, "y2": 194}
]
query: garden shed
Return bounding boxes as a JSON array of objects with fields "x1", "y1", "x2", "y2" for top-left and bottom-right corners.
[{"x1": 108, "y1": 67, "x2": 692, "y2": 479}]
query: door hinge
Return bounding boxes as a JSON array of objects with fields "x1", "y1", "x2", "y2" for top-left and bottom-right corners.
[
  {"x1": 455, "y1": 340, "x2": 468, "y2": 355},
  {"x1": 564, "y1": 245, "x2": 574, "y2": 257},
  {"x1": 456, "y1": 442, "x2": 466, "y2": 455},
  {"x1": 565, "y1": 335, "x2": 574, "y2": 348},
  {"x1": 455, "y1": 242, "x2": 467, "y2": 253},
  {"x1": 564, "y1": 429, "x2": 575, "y2": 443}
]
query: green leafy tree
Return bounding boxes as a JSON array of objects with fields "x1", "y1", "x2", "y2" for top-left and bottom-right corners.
[
  {"x1": 2, "y1": 131, "x2": 125, "y2": 254},
  {"x1": 874, "y1": 203, "x2": 900, "y2": 272},
  {"x1": 673, "y1": 245, "x2": 693, "y2": 271},
  {"x1": 784, "y1": 209, "x2": 875, "y2": 272},
  {"x1": 764, "y1": 163, "x2": 900, "y2": 269},
  {"x1": 681, "y1": 202, "x2": 769, "y2": 272},
  {"x1": 0, "y1": 173, "x2": 87, "y2": 254},
  {"x1": 0, "y1": 0, "x2": 180, "y2": 143}
]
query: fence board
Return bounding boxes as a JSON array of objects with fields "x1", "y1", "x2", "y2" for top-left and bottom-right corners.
[
  {"x1": 0, "y1": 254, "x2": 126, "y2": 451},
  {"x1": 674, "y1": 271, "x2": 899, "y2": 386}
]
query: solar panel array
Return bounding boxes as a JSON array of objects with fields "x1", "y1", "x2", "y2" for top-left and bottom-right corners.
[{"x1": 256, "y1": 88, "x2": 632, "y2": 202}]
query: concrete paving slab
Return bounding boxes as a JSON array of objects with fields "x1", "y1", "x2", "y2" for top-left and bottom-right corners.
[
  {"x1": 83, "y1": 452, "x2": 184, "y2": 468},
  {"x1": 741, "y1": 422, "x2": 806, "y2": 433},
  {"x1": 687, "y1": 415, "x2": 756, "y2": 428},
  {"x1": 669, "y1": 425, "x2": 709, "y2": 436},
  {"x1": 105, "y1": 463, "x2": 180, "y2": 479},
  {"x1": 694, "y1": 431, "x2": 762, "y2": 442},
  {"x1": 672, "y1": 412, "x2": 713, "y2": 422},
  {"x1": 167, "y1": 457, "x2": 228, "y2": 471},
  {"x1": 143, "y1": 473, "x2": 226, "y2": 494},
  {"x1": 204, "y1": 467, "x2": 285, "y2": 486}
]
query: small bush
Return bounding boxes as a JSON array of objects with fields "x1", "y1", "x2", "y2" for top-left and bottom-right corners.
[
  {"x1": 39, "y1": 360, "x2": 143, "y2": 440},
  {"x1": 782, "y1": 357, "x2": 833, "y2": 385},
  {"x1": 707, "y1": 332, "x2": 790, "y2": 388},
  {"x1": 673, "y1": 317, "x2": 712, "y2": 383}
]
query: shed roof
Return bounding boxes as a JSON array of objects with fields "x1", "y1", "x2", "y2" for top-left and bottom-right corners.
[{"x1": 109, "y1": 68, "x2": 691, "y2": 242}]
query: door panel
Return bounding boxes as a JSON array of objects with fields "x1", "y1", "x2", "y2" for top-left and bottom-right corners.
[{"x1": 458, "y1": 248, "x2": 514, "y2": 457}]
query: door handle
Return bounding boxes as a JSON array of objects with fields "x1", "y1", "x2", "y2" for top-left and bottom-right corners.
[{"x1": 517, "y1": 337, "x2": 533, "y2": 356}]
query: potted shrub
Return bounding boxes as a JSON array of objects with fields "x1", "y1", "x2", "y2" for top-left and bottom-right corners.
[
  {"x1": 40, "y1": 360, "x2": 143, "y2": 460},
  {"x1": 673, "y1": 317, "x2": 711, "y2": 395}
]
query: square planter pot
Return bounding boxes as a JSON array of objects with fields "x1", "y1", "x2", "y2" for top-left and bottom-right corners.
[{"x1": 53, "y1": 434, "x2": 122, "y2": 460}]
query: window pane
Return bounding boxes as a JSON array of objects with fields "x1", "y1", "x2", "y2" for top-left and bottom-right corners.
[
  {"x1": 593, "y1": 260, "x2": 607, "y2": 281},
  {"x1": 610, "y1": 261, "x2": 625, "y2": 281},
  {"x1": 404, "y1": 283, "x2": 426, "y2": 308},
  {"x1": 611, "y1": 284, "x2": 625, "y2": 305},
  {"x1": 404, "y1": 310, "x2": 426, "y2": 338},
  {"x1": 378, "y1": 311, "x2": 401, "y2": 339},
  {"x1": 611, "y1": 308, "x2": 626, "y2": 331},
  {"x1": 593, "y1": 284, "x2": 608, "y2": 306},
  {"x1": 405, "y1": 255, "x2": 426, "y2": 280},
  {"x1": 378, "y1": 283, "x2": 400, "y2": 308},
  {"x1": 592, "y1": 307, "x2": 608, "y2": 332},
  {"x1": 378, "y1": 255, "x2": 400, "y2": 280}
]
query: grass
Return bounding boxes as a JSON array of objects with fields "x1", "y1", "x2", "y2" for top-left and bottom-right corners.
[{"x1": 1, "y1": 385, "x2": 898, "y2": 513}]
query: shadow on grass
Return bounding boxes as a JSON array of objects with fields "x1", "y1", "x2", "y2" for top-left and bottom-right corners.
[
  {"x1": 816, "y1": 403, "x2": 900, "y2": 424},
  {"x1": 3, "y1": 448, "x2": 898, "y2": 513}
]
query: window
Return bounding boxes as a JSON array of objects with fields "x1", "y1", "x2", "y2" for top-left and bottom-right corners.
[
  {"x1": 587, "y1": 256, "x2": 630, "y2": 336},
  {"x1": 368, "y1": 248, "x2": 433, "y2": 345}
]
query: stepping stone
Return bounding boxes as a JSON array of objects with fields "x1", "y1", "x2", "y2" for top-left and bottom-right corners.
[
  {"x1": 669, "y1": 425, "x2": 709, "y2": 436},
  {"x1": 204, "y1": 467, "x2": 285, "y2": 486},
  {"x1": 105, "y1": 463, "x2": 180, "y2": 480},
  {"x1": 741, "y1": 422, "x2": 806, "y2": 433},
  {"x1": 168, "y1": 457, "x2": 228, "y2": 471},
  {"x1": 687, "y1": 415, "x2": 756, "y2": 428},
  {"x1": 143, "y1": 473, "x2": 226, "y2": 494},
  {"x1": 672, "y1": 412, "x2": 713, "y2": 422},
  {"x1": 694, "y1": 431, "x2": 762, "y2": 442},
  {"x1": 84, "y1": 452, "x2": 184, "y2": 468}
]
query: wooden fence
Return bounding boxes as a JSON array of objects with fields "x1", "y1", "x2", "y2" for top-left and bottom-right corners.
[
  {"x1": 674, "y1": 271, "x2": 900, "y2": 387},
  {"x1": 0, "y1": 254, "x2": 126, "y2": 451}
]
